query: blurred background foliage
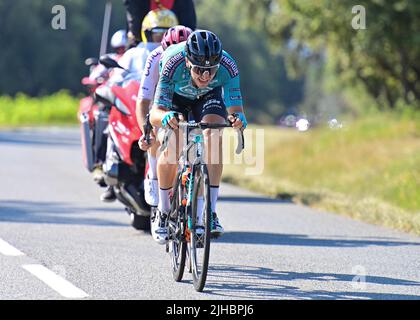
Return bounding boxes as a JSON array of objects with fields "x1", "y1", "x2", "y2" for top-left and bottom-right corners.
[{"x1": 0, "y1": 0, "x2": 419, "y2": 124}]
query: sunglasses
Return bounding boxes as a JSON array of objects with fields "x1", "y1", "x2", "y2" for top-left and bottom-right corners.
[
  {"x1": 150, "y1": 27, "x2": 169, "y2": 38},
  {"x1": 190, "y1": 63, "x2": 220, "y2": 77}
]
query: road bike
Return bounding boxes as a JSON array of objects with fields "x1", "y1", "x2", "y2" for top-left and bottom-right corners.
[{"x1": 159, "y1": 114, "x2": 244, "y2": 291}]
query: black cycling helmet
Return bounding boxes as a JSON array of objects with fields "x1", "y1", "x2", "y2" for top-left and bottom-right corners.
[{"x1": 185, "y1": 30, "x2": 222, "y2": 67}]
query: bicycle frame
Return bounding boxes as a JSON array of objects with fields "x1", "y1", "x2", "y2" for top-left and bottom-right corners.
[{"x1": 162, "y1": 115, "x2": 245, "y2": 291}]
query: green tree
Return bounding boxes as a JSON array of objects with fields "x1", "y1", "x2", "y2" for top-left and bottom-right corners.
[
  {"x1": 237, "y1": 0, "x2": 420, "y2": 111},
  {"x1": 0, "y1": 0, "x2": 126, "y2": 96},
  {"x1": 195, "y1": 0, "x2": 304, "y2": 124}
]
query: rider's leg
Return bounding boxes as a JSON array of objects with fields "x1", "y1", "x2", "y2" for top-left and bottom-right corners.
[
  {"x1": 151, "y1": 128, "x2": 182, "y2": 244},
  {"x1": 144, "y1": 128, "x2": 160, "y2": 206},
  {"x1": 193, "y1": 87, "x2": 227, "y2": 235},
  {"x1": 147, "y1": 127, "x2": 160, "y2": 179},
  {"x1": 201, "y1": 114, "x2": 225, "y2": 214},
  {"x1": 156, "y1": 128, "x2": 182, "y2": 211}
]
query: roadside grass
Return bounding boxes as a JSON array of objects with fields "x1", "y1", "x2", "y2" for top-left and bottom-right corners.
[
  {"x1": 222, "y1": 113, "x2": 420, "y2": 235},
  {"x1": 0, "y1": 91, "x2": 79, "y2": 127}
]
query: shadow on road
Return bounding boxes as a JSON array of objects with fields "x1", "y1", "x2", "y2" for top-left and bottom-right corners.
[
  {"x1": 204, "y1": 264, "x2": 420, "y2": 300},
  {"x1": 218, "y1": 196, "x2": 292, "y2": 204},
  {"x1": 0, "y1": 200, "x2": 126, "y2": 227},
  {"x1": 214, "y1": 231, "x2": 420, "y2": 248},
  {"x1": 0, "y1": 130, "x2": 80, "y2": 148}
]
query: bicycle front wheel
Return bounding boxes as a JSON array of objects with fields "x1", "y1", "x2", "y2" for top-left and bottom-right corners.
[
  {"x1": 168, "y1": 172, "x2": 187, "y2": 282},
  {"x1": 190, "y1": 164, "x2": 211, "y2": 292}
]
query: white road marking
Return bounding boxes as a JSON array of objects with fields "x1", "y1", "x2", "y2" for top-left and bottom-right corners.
[
  {"x1": 22, "y1": 264, "x2": 89, "y2": 299},
  {"x1": 0, "y1": 238, "x2": 25, "y2": 256}
]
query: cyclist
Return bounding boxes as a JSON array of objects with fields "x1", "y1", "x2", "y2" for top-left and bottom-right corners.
[
  {"x1": 98, "y1": 9, "x2": 178, "y2": 202},
  {"x1": 149, "y1": 30, "x2": 247, "y2": 244},
  {"x1": 136, "y1": 25, "x2": 193, "y2": 207}
]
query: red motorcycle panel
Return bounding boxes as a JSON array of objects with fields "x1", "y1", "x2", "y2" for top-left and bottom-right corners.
[{"x1": 109, "y1": 80, "x2": 143, "y2": 166}]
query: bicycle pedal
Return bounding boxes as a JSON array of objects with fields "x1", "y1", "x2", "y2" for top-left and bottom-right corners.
[{"x1": 210, "y1": 233, "x2": 222, "y2": 239}]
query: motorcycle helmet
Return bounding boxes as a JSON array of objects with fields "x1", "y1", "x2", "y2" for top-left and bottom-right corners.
[{"x1": 141, "y1": 9, "x2": 179, "y2": 43}]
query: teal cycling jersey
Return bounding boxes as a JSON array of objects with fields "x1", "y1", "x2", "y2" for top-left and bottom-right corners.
[{"x1": 153, "y1": 42, "x2": 243, "y2": 109}]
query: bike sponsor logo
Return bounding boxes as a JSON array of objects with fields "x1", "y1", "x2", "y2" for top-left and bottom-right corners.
[
  {"x1": 144, "y1": 49, "x2": 162, "y2": 77},
  {"x1": 143, "y1": 61, "x2": 152, "y2": 77},
  {"x1": 229, "y1": 88, "x2": 242, "y2": 102},
  {"x1": 221, "y1": 56, "x2": 239, "y2": 78},
  {"x1": 203, "y1": 99, "x2": 223, "y2": 110},
  {"x1": 162, "y1": 52, "x2": 184, "y2": 79}
]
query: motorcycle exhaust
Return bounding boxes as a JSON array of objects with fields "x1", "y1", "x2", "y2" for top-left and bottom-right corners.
[
  {"x1": 79, "y1": 113, "x2": 94, "y2": 172},
  {"x1": 117, "y1": 185, "x2": 150, "y2": 217},
  {"x1": 93, "y1": 109, "x2": 109, "y2": 165},
  {"x1": 103, "y1": 136, "x2": 119, "y2": 186}
]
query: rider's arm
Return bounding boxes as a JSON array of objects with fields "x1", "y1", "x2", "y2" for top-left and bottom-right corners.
[
  {"x1": 136, "y1": 48, "x2": 162, "y2": 129},
  {"x1": 150, "y1": 75, "x2": 178, "y2": 129},
  {"x1": 150, "y1": 105, "x2": 171, "y2": 128},
  {"x1": 136, "y1": 98, "x2": 151, "y2": 129},
  {"x1": 218, "y1": 51, "x2": 248, "y2": 129},
  {"x1": 227, "y1": 106, "x2": 247, "y2": 129},
  {"x1": 221, "y1": 61, "x2": 247, "y2": 128}
]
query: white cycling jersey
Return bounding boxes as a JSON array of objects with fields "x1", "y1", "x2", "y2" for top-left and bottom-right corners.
[{"x1": 137, "y1": 46, "x2": 164, "y2": 103}]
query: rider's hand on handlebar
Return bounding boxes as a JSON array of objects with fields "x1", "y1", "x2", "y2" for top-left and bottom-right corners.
[
  {"x1": 228, "y1": 112, "x2": 247, "y2": 129},
  {"x1": 138, "y1": 131, "x2": 156, "y2": 151},
  {"x1": 162, "y1": 111, "x2": 179, "y2": 130}
]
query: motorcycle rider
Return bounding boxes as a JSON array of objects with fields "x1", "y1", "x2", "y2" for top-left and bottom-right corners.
[
  {"x1": 89, "y1": 29, "x2": 128, "y2": 189},
  {"x1": 123, "y1": 0, "x2": 196, "y2": 48},
  {"x1": 98, "y1": 8, "x2": 179, "y2": 202},
  {"x1": 89, "y1": 29, "x2": 128, "y2": 83},
  {"x1": 136, "y1": 25, "x2": 193, "y2": 207}
]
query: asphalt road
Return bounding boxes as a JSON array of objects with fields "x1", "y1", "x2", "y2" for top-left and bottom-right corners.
[{"x1": 1, "y1": 127, "x2": 420, "y2": 300}]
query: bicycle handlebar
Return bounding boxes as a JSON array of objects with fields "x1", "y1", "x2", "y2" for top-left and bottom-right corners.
[
  {"x1": 159, "y1": 116, "x2": 245, "y2": 154},
  {"x1": 143, "y1": 113, "x2": 152, "y2": 145}
]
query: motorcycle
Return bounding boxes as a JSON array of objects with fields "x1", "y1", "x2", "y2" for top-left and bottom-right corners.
[
  {"x1": 94, "y1": 56, "x2": 151, "y2": 231},
  {"x1": 78, "y1": 57, "x2": 109, "y2": 180}
]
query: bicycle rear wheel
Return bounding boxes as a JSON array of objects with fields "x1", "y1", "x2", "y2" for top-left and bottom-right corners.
[
  {"x1": 190, "y1": 164, "x2": 211, "y2": 292},
  {"x1": 168, "y1": 172, "x2": 187, "y2": 282}
]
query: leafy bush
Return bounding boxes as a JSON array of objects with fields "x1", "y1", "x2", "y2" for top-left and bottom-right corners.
[{"x1": 0, "y1": 91, "x2": 79, "y2": 126}]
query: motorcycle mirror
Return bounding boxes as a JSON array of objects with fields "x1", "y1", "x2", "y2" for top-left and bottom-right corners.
[
  {"x1": 99, "y1": 56, "x2": 125, "y2": 70},
  {"x1": 85, "y1": 57, "x2": 98, "y2": 67}
]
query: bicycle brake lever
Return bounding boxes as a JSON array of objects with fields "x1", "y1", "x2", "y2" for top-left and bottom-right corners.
[{"x1": 235, "y1": 128, "x2": 245, "y2": 154}]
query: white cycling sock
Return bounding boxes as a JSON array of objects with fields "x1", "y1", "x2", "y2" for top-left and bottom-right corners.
[
  {"x1": 210, "y1": 186, "x2": 219, "y2": 213},
  {"x1": 196, "y1": 196, "x2": 204, "y2": 225},
  {"x1": 158, "y1": 188, "x2": 172, "y2": 213},
  {"x1": 147, "y1": 153, "x2": 157, "y2": 180}
]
